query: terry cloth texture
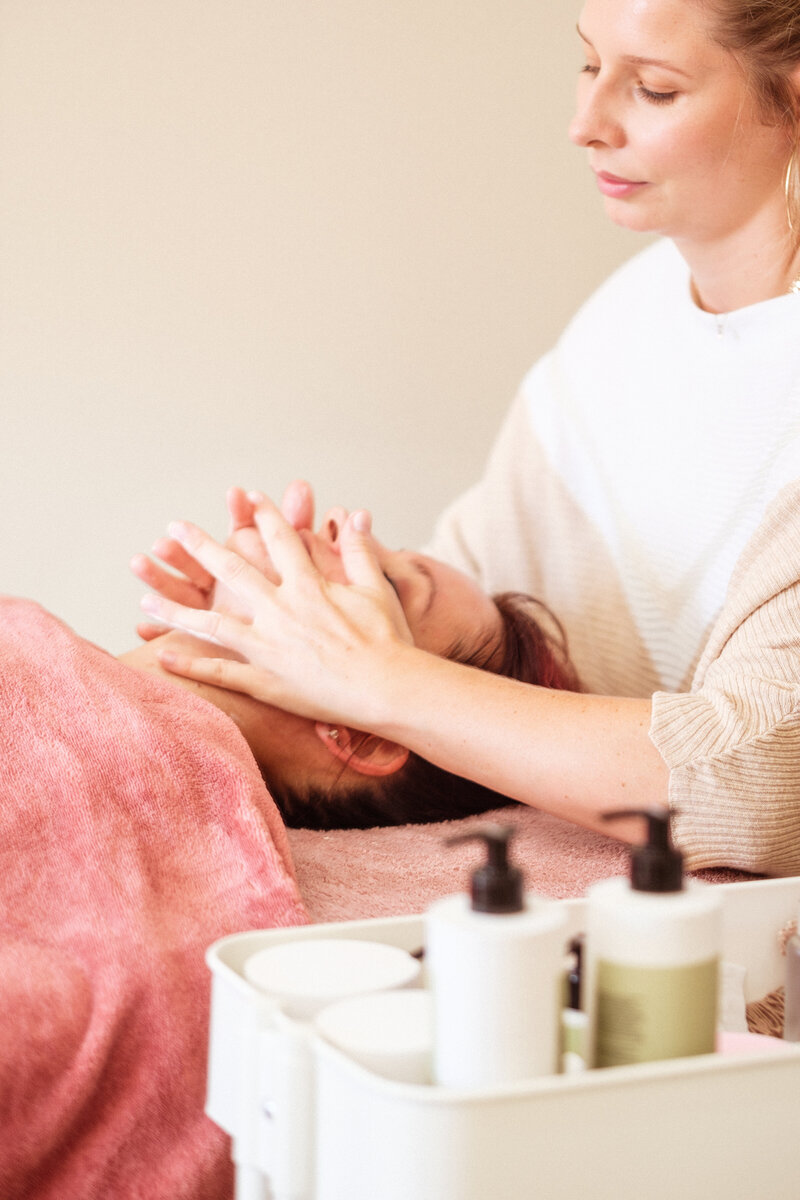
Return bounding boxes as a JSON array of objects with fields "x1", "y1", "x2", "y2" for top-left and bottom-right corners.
[
  {"x1": 287, "y1": 804, "x2": 754, "y2": 926},
  {"x1": 0, "y1": 598, "x2": 307, "y2": 1200}
]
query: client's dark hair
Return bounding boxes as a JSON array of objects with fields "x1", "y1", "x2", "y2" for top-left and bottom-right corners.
[{"x1": 267, "y1": 593, "x2": 581, "y2": 831}]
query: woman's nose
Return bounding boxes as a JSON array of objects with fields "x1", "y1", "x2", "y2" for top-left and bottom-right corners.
[
  {"x1": 568, "y1": 78, "x2": 624, "y2": 149},
  {"x1": 319, "y1": 506, "x2": 350, "y2": 546}
]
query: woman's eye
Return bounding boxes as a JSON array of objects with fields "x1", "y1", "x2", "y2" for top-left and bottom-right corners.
[
  {"x1": 636, "y1": 85, "x2": 678, "y2": 105},
  {"x1": 580, "y1": 63, "x2": 599, "y2": 76}
]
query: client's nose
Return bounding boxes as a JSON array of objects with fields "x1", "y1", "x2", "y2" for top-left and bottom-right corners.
[{"x1": 320, "y1": 506, "x2": 350, "y2": 546}]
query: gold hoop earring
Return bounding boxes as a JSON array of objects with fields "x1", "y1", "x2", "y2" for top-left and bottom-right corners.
[{"x1": 785, "y1": 147, "x2": 799, "y2": 236}]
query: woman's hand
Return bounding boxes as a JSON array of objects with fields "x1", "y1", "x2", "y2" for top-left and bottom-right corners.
[
  {"x1": 131, "y1": 481, "x2": 316, "y2": 641},
  {"x1": 139, "y1": 494, "x2": 414, "y2": 727}
]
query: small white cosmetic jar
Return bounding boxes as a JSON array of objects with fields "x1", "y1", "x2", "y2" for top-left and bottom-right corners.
[
  {"x1": 314, "y1": 988, "x2": 433, "y2": 1084},
  {"x1": 243, "y1": 938, "x2": 421, "y2": 1021}
]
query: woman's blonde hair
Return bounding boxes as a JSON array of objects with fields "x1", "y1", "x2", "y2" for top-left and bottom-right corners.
[{"x1": 706, "y1": 0, "x2": 800, "y2": 237}]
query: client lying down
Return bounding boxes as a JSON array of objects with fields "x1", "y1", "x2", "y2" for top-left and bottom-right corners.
[
  {"x1": 0, "y1": 490, "x2": 577, "y2": 1200},
  {"x1": 130, "y1": 485, "x2": 580, "y2": 829}
]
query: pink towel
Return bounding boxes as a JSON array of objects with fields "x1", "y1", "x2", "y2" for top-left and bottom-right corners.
[
  {"x1": 288, "y1": 800, "x2": 756, "y2": 924},
  {"x1": 0, "y1": 599, "x2": 307, "y2": 1200}
]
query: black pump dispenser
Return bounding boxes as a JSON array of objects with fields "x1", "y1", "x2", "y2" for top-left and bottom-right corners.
[
  {"x1": 566, "y1": 936, "x2": 584, "y2": 1010},
  {"x1": 446, "y1": 823, "x2": 524, "y2": 913},
  {"x1": 603, "y1": 805, "x2": 684, "y2": 893}
]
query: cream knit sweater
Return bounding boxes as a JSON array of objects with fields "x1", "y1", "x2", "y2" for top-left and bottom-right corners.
[{"x1": 428, "y1": 240, "x2": 800, "y2": 874}]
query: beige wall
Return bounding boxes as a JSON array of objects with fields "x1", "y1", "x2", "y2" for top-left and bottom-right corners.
[{"x1": 0, "y1": 0, "x2": 639, "y2": 653}]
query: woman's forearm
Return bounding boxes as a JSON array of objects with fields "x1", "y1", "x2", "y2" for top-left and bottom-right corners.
[{"x1": 369, "y1": 645, "x2": 669, "y2": 841}]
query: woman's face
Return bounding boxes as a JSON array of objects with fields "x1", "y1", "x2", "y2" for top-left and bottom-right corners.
[
  {"x1": 215, "y1": 515, "x2": 504, "y2": 668},
  {"x1": 299, "y1": 526, "x2": 504, "y2": 668},
  {"x1": 143, "y1": 517, "x2": 505, "y2": 795},
  {"x1": 198, "y1": 520, "x2": 505, "y2": 795},
  {"x1": 568, "y1": 0, "x2": 792, "y2": 244}
]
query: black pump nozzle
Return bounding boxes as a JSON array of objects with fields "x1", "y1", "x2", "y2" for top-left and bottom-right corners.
[
  {"x1": 566, "y1": 935, "x2": 584, "y2": 1010},
  {"x1": 446, "y1": 823, "x2": 524, "y2": 913},
  {"x1": 603, "y1": 805, "x2": 684, "y2": 893}
]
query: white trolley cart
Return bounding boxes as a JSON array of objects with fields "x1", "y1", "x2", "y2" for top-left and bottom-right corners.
[{"x1": 206, "y1": 877, "x2": 800, "y2": 1200}]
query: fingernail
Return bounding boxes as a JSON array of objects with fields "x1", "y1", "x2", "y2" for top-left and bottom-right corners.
[
  {"x1": 167, "y1": 520, "x2": 190, "y2": 541},
  {"x1": 352, "y1": 510, "x2": 371, "y2": 533},
  {"x1": 247, "y1": 490, "x2": 266, "y2": 504}
]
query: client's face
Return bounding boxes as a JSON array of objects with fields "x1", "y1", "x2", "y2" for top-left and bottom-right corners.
[
  {"x1": 299, "y1": 526, "x2": 503, "y2": 666},
  {"x1": 133, "y1": 521, "x2": 505, "y2": 806},
  {"x1": 199, "y1": 523, "x2": 506, "y2": 797},
  {"x1": 215, "y1": 518, "x2": 503, "y2": 666}
]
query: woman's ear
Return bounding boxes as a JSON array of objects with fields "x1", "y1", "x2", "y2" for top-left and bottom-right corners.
[{"x1": 314, "y1": 722, "x2": 409, "y2": 777}]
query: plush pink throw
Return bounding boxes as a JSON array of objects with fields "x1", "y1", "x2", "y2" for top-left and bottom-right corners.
[
  {"x1": 0, "y1": 599, "x2": 307, "y2": 1200},
  {"x1": 288, "y1": 797, "x2": 755, "y2": 924},
  {"x1": 1, "y1": 599, "x2": 754, "y2": 1199}
]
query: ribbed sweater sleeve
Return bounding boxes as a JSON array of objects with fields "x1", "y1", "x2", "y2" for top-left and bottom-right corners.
[
  {"x1": 428, "y1": 241, "x2": 800, "y2": 874},
  {"x1": 651, "y1": 482, "x2": 800, "y2": 874}
]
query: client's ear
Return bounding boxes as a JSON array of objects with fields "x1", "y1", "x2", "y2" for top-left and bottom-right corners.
[{"x1": 314, "y1": 722, "x2": 409, "y2": 777}]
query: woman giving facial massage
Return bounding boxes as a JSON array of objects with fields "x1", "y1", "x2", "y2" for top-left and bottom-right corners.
[
  {"x1": 139, "y1": 0, "x2": 800, "y2": 875},
  {"x1": 131, "y1": 485, "x2": 578, "y2": 830}
]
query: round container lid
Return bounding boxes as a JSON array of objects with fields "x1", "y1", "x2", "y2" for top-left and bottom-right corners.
[
  {"x1": 315, "y1": 989, "x2": 433, "y2": 1083},
  {"x1": 243, "y1": 938, "x2": 420, "y2": 1020}
]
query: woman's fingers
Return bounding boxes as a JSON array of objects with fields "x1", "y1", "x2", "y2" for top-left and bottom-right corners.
[
  {"x1": 223, "y1": 486, "x2": 279, "y2": 584},
  {"x1": 136, "y1": 621, "x2": 169, "y2": 643},
  {"x1": 280, "y1": 479, "x2": 315, "y2": 531},
  {"x1": 156, "y1": 649, "x2": 274, "y2": 704},
  {"x1": 140, "y1": 590, "x2": 249, "y2": 652},
  {"x1": 319, "y1": 505, "x2": 350, "y2": 544},
  {"x1": 336, "y1": 511, "x2": 381, "y2": 586},
  {"x1": 165, "y1": 521, "x2": 275, "y2": 608},
  {"x1": 129, "y1": 551, "x2": 212, "y2": 610},
  {"x1": 227, "y1": 523, "x2": 277, "y2": 581},
  {"x1": 226, "y1": 486, "x2": 257, "y2": 533},
  {"x1": 248, "y1": 493, "x2": 325, "y2": 581},
  {"x1": 337, "y1": 511, "x2": 414, "y2": 644},
  {"x1": 150, "y1": 537, "x2": 216, "y2": 590},
  {"x1": 142, "y1": 499, "x2": 416, "y2": 727}
]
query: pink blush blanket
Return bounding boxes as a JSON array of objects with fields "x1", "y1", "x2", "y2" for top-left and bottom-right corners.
[
  {"x1": 288, "y1": 803, "x2": 753, "y2": 926},
  {"x1": 0, "y1": 598, "x2": 308, "y2": 1200}
]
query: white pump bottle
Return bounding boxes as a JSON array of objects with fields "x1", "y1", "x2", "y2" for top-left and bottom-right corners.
[{"x1": 426, "y1": 824, "x2": 568, "y2": 1088}]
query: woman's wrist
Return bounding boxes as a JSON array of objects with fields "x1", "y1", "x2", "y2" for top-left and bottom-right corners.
[{"x1": 362, "y1": 644, "x2": 466, "y2": 745}]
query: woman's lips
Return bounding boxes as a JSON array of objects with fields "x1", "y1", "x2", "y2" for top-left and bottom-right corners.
[{"x1": 593, "y1": 170, "x2": 648, "y2": 198}]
